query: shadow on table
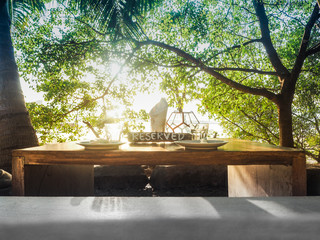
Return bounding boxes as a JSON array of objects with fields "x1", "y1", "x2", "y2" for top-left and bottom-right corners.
[{"x1": 203, "y1": 196, "x2": 320, "y2": 218}]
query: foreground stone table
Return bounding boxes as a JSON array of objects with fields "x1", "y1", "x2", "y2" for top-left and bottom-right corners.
[{"x1": 1, "y1": 197, "x2": 320, "y2": 240}]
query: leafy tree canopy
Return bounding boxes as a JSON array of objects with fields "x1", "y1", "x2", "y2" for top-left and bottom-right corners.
[
  {"x1": 130, "y1": 0, "x2": 320, "y2": 160},
  {"x1": 15, "y1": 0, "x2": 320, "y2": 161},
  {"x1": 15, "y1": 4, "x2": 147, "y2": 142}
]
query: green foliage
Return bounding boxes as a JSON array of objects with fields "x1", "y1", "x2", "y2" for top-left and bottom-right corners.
[
  {"x1": 159, "y1": 67, "x2": 199, "y2": 112},
  {"x1": 14, "y1": 0, "x2": 320, "y2": 162},
  {"x1": 15, "y1": 3, "x2": 141, "y2": 143},
  {"x1": 72, "y1": 0, "x2": 162, "y2": 39},
  {"x1": 26, "y1": 102, "x2": 85, "y2": 143},
  {"x1": 122, "y1": 109, "x2": 150, "y2": 134},
  {"x1": 9, "y1": 0, "x2": 47, "y2": 30},
  {"x1": 199, "y1": 78, "x2": 280, "y2": 144},
  {"x1": 293, "y1": 72, "x2": 320, "y2": 161},
  {"x1": 136, "y1": 0, "x2": 320, "y2": 160}
]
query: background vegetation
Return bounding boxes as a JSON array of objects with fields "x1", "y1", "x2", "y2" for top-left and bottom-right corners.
[{"x1": 14, "y1": 0, "x2": 320, "y2": 162}]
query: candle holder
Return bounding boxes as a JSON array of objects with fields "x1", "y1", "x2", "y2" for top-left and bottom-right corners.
[{"x1": 166, "y1": 111, "x2": 200, "y2": 133}]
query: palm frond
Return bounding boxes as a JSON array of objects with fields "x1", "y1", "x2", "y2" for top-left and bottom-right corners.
[
  {"x1": 10, "y1": 0, "x2": 46, "y2": 29},
  {"x1": 73, "y1": 0, "x2": 162, "y2": 38}
]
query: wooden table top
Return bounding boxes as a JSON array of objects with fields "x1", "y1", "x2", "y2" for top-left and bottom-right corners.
[
  {"x1": 12, "y1": 139, "x2": 304, "y2": 166},
  {"x1": 13, "y1": 138, "x2": 301, "y2": 153}
]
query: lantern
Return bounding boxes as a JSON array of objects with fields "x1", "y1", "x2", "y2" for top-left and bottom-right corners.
[{"x1": 166, "y1": 111, "x2": 200, "y2": 133}]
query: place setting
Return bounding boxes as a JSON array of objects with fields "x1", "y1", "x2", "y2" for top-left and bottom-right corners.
[
  {"x1": 174, "y1": 139, "x2": 228, "y2": 150},
  {"x1": 76, "y1": 99, "x2": 228, "y2": 151},
  {"x1": 174, "y1": 123, "x2": 228, "y2": 150},
  {"x1": 77, "y1": 122, "x2": 125, "y2": 150},
  {"x1": 126, "y1": 99, "x2": 228, "y2": 151}
]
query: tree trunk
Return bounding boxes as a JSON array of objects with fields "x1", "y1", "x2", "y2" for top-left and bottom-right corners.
[
  {"x1": 277, "y1": 100, "x2": 294, "y2": 148},
  {"x1": 0, "y1": 1, "x2": 38, "y2": 172}
]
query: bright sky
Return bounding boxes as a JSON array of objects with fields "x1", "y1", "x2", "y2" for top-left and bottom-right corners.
[
  {"x1": 21, "y1": 78, "x2": 225, "y2": 138},
  {"x1": 19, "y1": 59, "x2": 208, "y2": 121},
  {"x1": 21, "y1": 80, "x2": 43, "y2": 103},
  {"x1": 21, "y1": 78, "x2": 200, "y2": 117}
]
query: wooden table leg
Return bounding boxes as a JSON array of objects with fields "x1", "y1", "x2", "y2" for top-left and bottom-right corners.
[
  {"x1": 228, "y1": 165, "x2": 292, "y2": 197},
  {"x1": 12, "y1": 156, "x2": 25, "y2": 196},
  {"x1": 292, "y1": 153, "x2": 307, "y2": 196}
]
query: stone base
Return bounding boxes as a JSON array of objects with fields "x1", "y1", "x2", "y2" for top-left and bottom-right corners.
[
  {"x1": 0, "y1": 186, "x2": 11, "y2": 196},
  {"x1": 0, "y1": 169, "x2": 12, "y2": 189},
  {"x1": 25, "y1": 165, "x2": 94, "y2": 196},
  {"x1": 0, "y1": 169, "x2": 12, "y2": 196},
  {"x1": 307, "y1": 166, "x2": 320, "y2": 196},
  {"x1": 94, "y1": 165, "x2": 149, "y2": 190},
  {"x1": 149, "y1": 165, "x2": 227, "y2": 190}
]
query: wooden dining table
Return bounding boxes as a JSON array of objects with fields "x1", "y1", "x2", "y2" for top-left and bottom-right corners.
[{"x1": 11, "y1": 139, "x2": 306, "y2": 197}]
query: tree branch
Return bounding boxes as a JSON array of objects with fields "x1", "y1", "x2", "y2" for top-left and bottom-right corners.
[
  {"x1": 230, "y1": 38, "x2": 262, "y2": 49},
  {"x1": 205, "y1": 38, "x2": 262, "y2": 63},
  {"x1": 306, "y1": 42, "x2": 320, "y2": 57},
  {"x1": 292, "y1": 4, "x2": 320, "y2": 80},
  {"x1": 314, "y1": 116, "x2": 320, "y2": 136},
  {"x1": 220, "y1": 114, "x2": 275, "y2": 144},
  {"x1": 253, "y1": 0, "x2": 290, "y2": 77},
  {"x1": 137, "y1": 39, "x2": 278, "y2": 103},
  {"x1": 83, "y1": 121, "x2": 100, "y2": 138},
  {"x1": 98, "y1": 46, "x2": 140, "y2": 99},
  {"x1": 240, "y1": 110, "x2": 279, "y2": 140},
  {"x1": 275, "y1": 4, "x2": 306, "y2": 27},
  {"x1": 135, "y1": 56, "x2": 195, "y2": 68},
  {"x1": 56, "y1": 46, "x2": 141, "y2": 119},
  {"x1": 211, "y1": 67, "x2": 278, "y2": 76}
]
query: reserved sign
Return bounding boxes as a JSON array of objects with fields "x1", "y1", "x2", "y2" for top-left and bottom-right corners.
[{"x1": 128, "y1": 132, "x2": 192, "y2": 142}]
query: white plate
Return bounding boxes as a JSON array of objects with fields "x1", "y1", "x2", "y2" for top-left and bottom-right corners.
[
  {"x1": 77, "y1": 141, "x2": 124, "y2": 150},
  {"x1": 174, "y1": 140, "x2": 228, "y2": 150}
]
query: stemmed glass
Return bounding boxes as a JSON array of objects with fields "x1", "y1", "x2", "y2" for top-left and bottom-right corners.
[{"x1": 192, "y1": 123, "x2": 209, "y2": 142}]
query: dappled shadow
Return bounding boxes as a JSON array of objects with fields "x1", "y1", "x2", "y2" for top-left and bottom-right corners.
[
  {"x1": 202, "y1": 197, "x2": 272, "y2": 218},
  {"x1": 203, "y1": 197, "x2": 320, "y2": 218}
]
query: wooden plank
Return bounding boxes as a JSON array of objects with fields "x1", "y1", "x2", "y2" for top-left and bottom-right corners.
[
  {"x1": 13, "y1": 139, "x2": 302, "y2": 152},
  {"x1": 227, "y1": 165, "x2": 258, "y2": 197},
  {"x1": 268, "y1": 165, "x2": 292, "y2": 196},
  {"x1": 292, "y1": 153, "x2": 307, "y2": 196},
  {"x1": 228, "y1": 165, "x2": 292, "y2": 197},
  {"x1": 14, "y1": 150, "x2": 295, "y2": 166},
  {"x1": 12, "y1": 156, "x2": 25, "y2": 196}
]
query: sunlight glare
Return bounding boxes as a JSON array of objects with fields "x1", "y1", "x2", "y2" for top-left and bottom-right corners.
[{"x1": 132, "y1": 92, "x2": 168, "y2": 113}]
